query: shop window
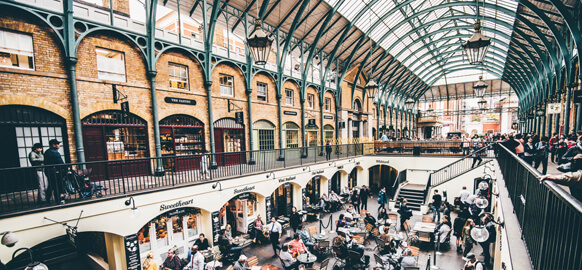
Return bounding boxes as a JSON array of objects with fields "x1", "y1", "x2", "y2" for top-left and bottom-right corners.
[
  {"x1": 306, "y1": 125, "x2": 318, "y2": 146},
  {"x1": 285, "y1": 89, "x2": 294, "y2": 105},
  {"x1": 283, "y1": 122, "x2": 299, "y2": 148},
  {"x1": 96, "y1": 48, "x2": 125, "y2": 82},
  {"x1": 307, "y1": 94, "x2": 314, "y2": 109},
  {"x1": 324, "y1": 124, "x2": 334, "y2": 142},
  {"x1": 0, "y1": 29, "x2": 34, "y2": 70},
  {"x1": 220, "y1": 74, "x2": 234, "y2": 96},
  {"x1": 169, "y1": 63, "x2": 188, "y2": 90},
  {"x1": 257, "y1": 82, "x2": 268, "y2": 102},
  {"x1": 258, "y1": 129, "x2": 275, "y2": 150},
  {"x1": 15, "y1": 127, "x2": 65, "y2": 167},
  {"x1": 325, "y1": 98, "x2": 331, "y2": 111}
]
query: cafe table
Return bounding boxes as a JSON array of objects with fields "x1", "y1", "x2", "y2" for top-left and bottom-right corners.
[
  {"x1": 297, "y1": 253, "x2": 318, "y2": 267},
  {"x1": 413, "y1": 222, "x2": 436, "y2": 243},
  {"x1": 311, "y1": 233, "x2": 329, "y2": 242}
]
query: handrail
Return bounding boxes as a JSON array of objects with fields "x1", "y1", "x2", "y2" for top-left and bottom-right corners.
[
  {"x1": 430, "y1": 144, "x2": 494, "y2": 187},
  {"x1": 496, "y1": 143, "x2": 582, "y2": 270}
]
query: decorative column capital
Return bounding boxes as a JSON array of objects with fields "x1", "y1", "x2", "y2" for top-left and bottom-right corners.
[
  {"x1": 65, "y1": 57, "x2": 78, "y2": 68},
  {"x1": 204, "y1": 81, "x2": 213, "y2": 88},
  {"x1": 147, "y1": 71, "x2": 158, "y2": 79}
]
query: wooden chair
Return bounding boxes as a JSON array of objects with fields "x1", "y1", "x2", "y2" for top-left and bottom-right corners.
[
  {"x1": 422, "y1": 215, "x2": 433, "y2": 223},
  {"x1": 388, "y1": 213, "x2": 398, "y2": 231},
  {"x1": 247, "y1": 256, "x2": 259, "y2": 268},
  {"x1": 374, "y1": 253, "x2": 385, "y2": 268},
  {"x1": 352, "y1": 235, "x2": 365, "y2": 245},
  {"x1": 408, "y1": 246, "x2": 420, "y2": 259},
  {"x1": 225, "y1": 266, "x2": 234, "y2": 270},
  {"x1": 312, "y1": 258, "x2": 330, "y2": 270},
  {"x1": 373, "y1": 237, "x2": 385, "y2": 251},
  {"x1": 308, "y1": 226, "x2": 318, "y2": 235}
]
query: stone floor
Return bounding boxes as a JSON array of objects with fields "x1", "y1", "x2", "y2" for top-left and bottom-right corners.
[{"x1": 220, "y1": 196, "x2": 477, "y2": 270}]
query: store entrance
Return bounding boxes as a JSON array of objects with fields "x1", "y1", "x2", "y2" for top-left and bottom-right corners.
[
  {"x1": 220, "y1": 193, "x2": 258, "y2": 236},
  {"x1": 368, "y1": 165, "x2": 398, "y2": 195},
  {"x1": 271, "y1": 183, "x2": 293, "y2": 218},
  {"x1": 160, "y1": 115, "x2": 205, "y2": 172},
  {"x1": 213, "y1": 118, "x2": 246, "y2": 166},
  {"x1": 349, "y1": 168, "x2": 358, "y2": 189},
  {"x1": 330, "y1": 171, "x2": 341, "y2": 195}
]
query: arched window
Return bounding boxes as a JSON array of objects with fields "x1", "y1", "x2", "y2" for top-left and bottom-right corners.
[
  {"x1": 253, "y1": 120, "x2": 275, "y2": 150},
  {"x1": 283, "y1": 122, "x2": 300, "y2": 148}
]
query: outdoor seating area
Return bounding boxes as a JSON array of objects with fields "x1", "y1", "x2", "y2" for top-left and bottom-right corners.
[{"x1": 202, "y1": 194, "x2": 469, "y2": 270}]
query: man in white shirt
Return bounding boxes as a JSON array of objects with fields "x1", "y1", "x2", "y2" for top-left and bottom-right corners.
[
  {"x1": 187, "y1": 245, "x2": 205, "y2": 270},
  {"x1": 464, "y1": 253, "x2": 484, "y2": 270},
  {"x1": 459, "y1": 186, "x2": 470, "y2": 205},
  {"x1": 279, "y1": 244, "x2": 300, "y2": 269},
  {"x1": 267, "y1": 217, "x2": 282, "y2": 255}
]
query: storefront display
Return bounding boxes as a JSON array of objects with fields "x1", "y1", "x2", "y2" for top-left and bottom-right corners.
[
  {"x1": 306, "y1": 176, "x2": 321, "y2": 205},
  {"x1": 283, "y1": 122, "x2": 300, "y2": 148},
  {"x1": 138, "y1": 208, "x2": 201, "y2": 265},
  {"x1": 214, "y1": 118, "x2": 245, "y2": 166},
  {"x1": 349, "y1": 168, "x2": 358, "y2": 189},
  {"x1": 253, "y1": 120, "x2": 276, "y2": 150},
  {"x1": 271, "y1": 183, "x2": 293, "y2": 218},
  {"x1": 306, "y1": 124, "x2": 319, "y2": 146},
  {"x1": 82, "y1": 111, "x2": 149, "y2": 179},
  {"x1": 160, "y1": 115, "x2": 205, "y2": 172},
  {"x1": 324, "y1": 124, "x2": 334, "y2": 142}
]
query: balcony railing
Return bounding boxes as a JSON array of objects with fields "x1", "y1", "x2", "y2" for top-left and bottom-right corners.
[
  {"x1": 0, "y1": 144, "x2": 364, "y2": 217},
  {"x1": 496, "y1": 144, "x2": 582, "y2": 270},
  {"x1": 374, "y1": 140, "x2": 467, "y2": 155}
]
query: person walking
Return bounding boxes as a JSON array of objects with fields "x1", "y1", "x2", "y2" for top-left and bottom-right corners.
[
  {"x1": 523, "y1": 137, "x2": 536, "y2": 165},
  {"x1": 471, "y1": 143, "x2": 483, "y2": 168},
  {"x1": 290, "y1": 207, "x2": 301, "y2": 235},
  {"x1": 377, "y1": 187, "x2": 387, "y2": 211},
  {"x1": 199, "y1": 150, "x2": 209, "y2": 180},
  {"x1": 462, "y1": 219, "x2": 476, "y2": 258},
  {"x1": 29, "y1": 143, "x2": 47, "y2": 204},
  {"x1": 325, "y1": 139, "x2": 332, "y2": 161},
  {"x1": 431, "y1": 189, "x2": 442, "y2": 222},
  {"x1": 267, "y1": 217, "x2": 282, "y2": 255},
  {"x1": 534, "y1": 136, "x2": 549, "y2": 174},
  {"x1": 359, "y1": 185, "x2": 369, "y2": 210},
  {"x1": 398, "y1": 199, "x2": 412, "y2": 231},
  {"x1": 351, "y1": 187, "x2": 360, "y2": 213},
  {"x1": 44, "y1": 139, "x2": 65, "y2": 203},
  {"x1": 549, "y1": 133, "x2": 558, "y2": 163}
]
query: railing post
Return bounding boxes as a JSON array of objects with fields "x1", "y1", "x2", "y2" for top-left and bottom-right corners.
[
  {"x1": 121, "y1": 160, "x2": 126, "y2": 194},
  {"x1": 537, "y1": 188, "x2": 551, "y2": 268}
]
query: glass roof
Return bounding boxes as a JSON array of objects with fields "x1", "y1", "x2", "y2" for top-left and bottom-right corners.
[{"x1": 324, "y1": 0, "x2": 519, "y2": 87}]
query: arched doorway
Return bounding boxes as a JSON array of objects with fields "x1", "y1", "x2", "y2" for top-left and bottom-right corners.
[
  {"x1": 329, "y1": 171, "x2": 341, "y2": 195},
  {"x1": 213, "y1": 118, "x2": 245, "y2": 166},
  {"x1": 137, "y1": 207, "x2": 204, "y2": 265},
  {"x1": 253, "y1": 120, "x2": 276, "y2": 150},
  {"x1": 368, "y1": 165, "x2": 399, "y2": 196},
  {"x1": 160, "y1": 115, "x2": 205, "y2": 172},
  {"x1": 218, "y1": 192, "x2": 260, "y2": 238},
  {"x1": 269, "y1": 183, "x2": 295, "y2": 218},
  {"x1": 324, "y1": 124, "x2": 334, "y2": 142},
  {"x1": 82, "y1": 110, "x2": 149, "y2": 179},
  {"x1": 0, "y1": 105, "x2": 69, "y2": 193},
  {"x1": 304, "y1": 176, "x2": 321, "y2": 206},
  {"x1": 348, "y1": 168, "x2": 358, "y2": 189}
]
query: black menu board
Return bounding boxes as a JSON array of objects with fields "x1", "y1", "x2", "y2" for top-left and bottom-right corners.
[
  {"x1": 265, "y1": 196, "x2": 272, "y2": 221},
  {"x1": 124, "y1": 234, "x2": 141, "y2": 270},
  {"x1": 302, "y1": 188, "x2": 307, "y2": 209},
  {"x1": 211, "y1": 211, "x2": 221, "y2": 244}
]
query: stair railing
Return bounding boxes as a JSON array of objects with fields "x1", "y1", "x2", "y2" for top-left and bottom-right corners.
[{"x1": 430, "y1": 144, "x2": 494, "y2": 187}]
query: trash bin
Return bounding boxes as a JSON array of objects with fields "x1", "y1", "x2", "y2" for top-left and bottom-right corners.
[{"x1": 413, "y1": 146, "x2": 421, "y2": 156}]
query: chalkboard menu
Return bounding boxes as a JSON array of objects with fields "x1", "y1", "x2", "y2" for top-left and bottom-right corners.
[
  {"x1": 211, "y1": 211, "x2": 221, "y2": 244},
  {"x1": 265, "y1": 196, "x2": 272, "y2": 221},
  {"x1": 124, "y1": 234, "x2": 141, "y2": 270},
  {"x1": 328, "y1": 177, "x2": 332, "y2": 195},
  {"x1": 302, "y1": 188, "x2": 307, "y2": 209}
]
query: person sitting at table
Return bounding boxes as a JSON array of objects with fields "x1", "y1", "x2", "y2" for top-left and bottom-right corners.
[
  {"x1": 296, "y1": 225, "x2": 315, "y2": 251},
  {"x1": 252, "y1": 215, "x2": 265, "y2": 243},
  {"x1": 161, "y1": 247, "x2": 182, "y2": 270},
  {"x1": 336, "y1": 214, "x2": 348, "y2": 232},
  {"x1": 185, "y1": 245, "x2": 205, "y2": 270},
  {"x1": 317, "y1": 197, "x2": 326, "y2": 212},
  {"x1": 225, "y1": 224, "x2": 233, "y2": 240},
  {"x1": 398, "y1": 248, "x2": 417, "y2": 268},
  {"x1": 333, "y1": 236, "x2": 349, "y2": 260},
  {"x1": 348, "y1": 238, "x2": 369, "y2": 266},
  {"x1": 329, "y1": 191, "x2": 340, "y2": 202},
  {"x1": 218, "y1": 229, "x2": 242, "y2": 261},
  {"x1": 379, "y1": 227, "x2": 391, "y2": 243},
  {"x1": 432, "y1": 216, "x2": 451, "y2": 245},
  {"x1": 193, "y1": 233, "x2": 210, "y2": 251},
  {"x1": 377, "y1": 208, "x2": 388, "y2": 221},
  {"x1": 280, "y1": 244, "x2": 300, "y2": 270},
  {"x1": 328, "y1": 191, "x2": 341, "y2": 211},
  {"x1": 341, "y1": 186, "x2": 350, "y2": 198},
  {"x1": 233, "y1": 255, "x2": 249, "y2": 270},
  {"x1": 287, "y1": 233, "x2": 308, "y2": 254},
  {"x1": 364, "y1": 212, "x2": 377, "y2": 228}
]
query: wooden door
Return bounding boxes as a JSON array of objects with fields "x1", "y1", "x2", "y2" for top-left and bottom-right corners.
[
  {"x1": 214, "y1": 129, "x2": 224, "y2": 166},
  {"x1": 82, "y1": 126, "x2": 107, "y2": 180}
]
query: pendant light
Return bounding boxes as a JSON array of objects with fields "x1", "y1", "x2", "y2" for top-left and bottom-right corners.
[
  {"x1": 463, "y1": 0, "x2": 490, "y2": 65},
  {"x1": 246, "y1": 1, "x2": 273, "y2": 65}
]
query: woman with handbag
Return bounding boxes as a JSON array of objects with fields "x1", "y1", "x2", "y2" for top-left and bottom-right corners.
[{"x1": 461, "y1": 219, "x2": 476, "y2": 258}]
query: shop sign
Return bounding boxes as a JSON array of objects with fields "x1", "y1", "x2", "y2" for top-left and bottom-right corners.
[
  {"x1": 121, "y1": 101, "x2": 130, "y2": 117},
  {"x1": 308, "y1": 119, "x2": 316, "y2": 126},
  {"x1": 265, "y1": 196, "x2": 272, "y2": 221},
  {"x1": 355, "y1": 162, "x2": 360, "y2": 165},
  {"x1": 284, "y1": 111, "x2": 298, "y2": 116},
  {"x1": 167, "y1": 208, "x2": 187, "y2": 216},
  {"x1": 324, "y1": 115, "x2": 334, "y2": 120},
  {"x1": 337, "y1": 165, "x2": 344, "y2": 169},
  {"x1": 548, "y1": 103, "x2": 561, "y2": 114},
  {"x1": 376, "y1": 160, "x2": 389, "y2": 164},
  {"x1": 574, "y1": 91, "x2": 582, "y2": 103},
  {"x1": 278, "y1": 176, "x2": 296, "y2": 183},
  {"x1": 159, "y1": 199, "x2": 194, "y2": 211},
  {"x1": 164, "y1": 97, "x2": 197, "y2": 105},
  {"x1": 236, "y1": 193, "x2": 252, "y2": 200},
  {"x1": 66, "y1": 227, "x2": 77, "y2": 248},
  {"x1": 234, "y1": 185, "x2": 256, "y2": 194},
  {"x1": 311, "y1": 170, "x2": 324, "y2": 175},
  {"x1": 124, "y1": 234, "x2": 141, "y2": 270},
  {"x1": 211, "y1": 211, "x2": 220, "y2": 244},
  {"x1": 235, "y1": 111, "x2": 244, "y2": 125}
]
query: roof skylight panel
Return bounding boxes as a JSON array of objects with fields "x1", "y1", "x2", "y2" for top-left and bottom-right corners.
[{"x1": 370, "y1": 24, "x2": 389, "y2": 41}]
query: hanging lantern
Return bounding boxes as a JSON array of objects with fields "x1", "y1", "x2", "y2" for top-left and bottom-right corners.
[
  {"x1": 246, "y1": 19, "x2": 274, "y2": 65},
  {"x1": 477, "y1": 98, "x2": 487, "y2": 110},
  {"x1": 405, "y1": 97, "x2": 415, "y2": 111},
  {"x1": 365, "y1": 79, "x2": 379, "y2": 100},
  {"x1": 463, "y1": 21, "x2": 491, "y2": 65},
  {"x1": 473, "y1": 76, "x2": 488, "y2": 98}
]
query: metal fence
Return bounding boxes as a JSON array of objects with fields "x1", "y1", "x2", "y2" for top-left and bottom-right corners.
[
  {"x1": 0, "y1": 144, "x2": 364, "y2": 217},
  {"x1": 430, "y1": 146, "x2": 495, "y2": 187},
  {"x1": 374, "y1": 140, "x2": 467, "y2": 155},
  {"x1": 496, "y1": 144, "x2": 582, "y2": 270}
]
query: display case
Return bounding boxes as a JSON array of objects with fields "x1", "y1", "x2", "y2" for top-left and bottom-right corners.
[{"x1": 160, "y1": 126, "x2": 205, "y2": 172}]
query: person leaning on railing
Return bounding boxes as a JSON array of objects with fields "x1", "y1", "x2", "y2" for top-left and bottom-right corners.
[{"x1": 539, "y1": 169, "x2": 582, "y2": 201}]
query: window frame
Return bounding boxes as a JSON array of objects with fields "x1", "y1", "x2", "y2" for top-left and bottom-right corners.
[
  {"x1": 257, "y1": 82, "x2": 268, "y2": 102},
  {"x1": 285, "y1": 89, "x2": 294, "y2": 106},
  {"x1": 0, "y1": 29, "x2": 35, "y2": 70},
  {"x1": 219, "y1": 74, "x2": 234, "y2": 97},
  {"x1": 96, "y1": 47, "x2": 126, "y2": 82},
  {"x1": 324, "y1": 98, "x2": 331, "y2": 111},
  {"x1": 307, "y1": 94, "x2": 315, "y2": 109},
  {"x1": 168, "y1": 62, "x2": 189, "y2": 90}
]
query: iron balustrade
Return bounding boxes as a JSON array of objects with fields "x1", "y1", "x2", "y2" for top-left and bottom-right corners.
[
  {"x1": 430, "y1": 146, "x2": 495, "y2": 187},
  {"x1": 375, "y1": 140, "x2": 476, "y2": 155},
  {"x1": 496, "y1": 144, "x2": 582, "y2": 270},
  {"x1": 0, "y1": 144, "x2": 364, "y2": 217}
]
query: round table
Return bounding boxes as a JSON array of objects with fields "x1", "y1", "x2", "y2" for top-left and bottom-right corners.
[
  {"x1": 348, "y1": 227, "x2": 362, "y2": 234},
  {"x1": 297, "y1": 253, "x2": 317, "y2": 267},
  {"x1": 311, "y1": 233, "x2": 329, "y2": 241}
]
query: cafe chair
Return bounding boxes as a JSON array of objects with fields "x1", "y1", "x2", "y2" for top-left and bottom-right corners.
[
  {"x1": 316, "y1": 240, "x2": 331, "y2": 257},
  {"x1": 225, "y1": 266, "x2": 234, "y2": 270},
  {"x1": 308, "y1": 226, "x2": 318, "y2": 236},
  {"x1": 422, "y1": 215, "x2": 433, "y2": 223},
  {"x1": 404, "y1": 267, "x2": 421, "y2": 270},
  {"x1": 373, "y1": 253, "x2": 386, "y2": 269},
  {"x1": 408, "y1": 246, "x2": 420, "y2": 262},
  {"x1": 310, "y1": 258, "x2": 330, "y2": 270},
  {"x1": 388, "y1": 213, "x2": 398, "y2": 231},
  {"x1": 247, "y1": 256, "x2": 259, "y2": 268},
  {"x1": 373, "y1": 238, "x2": 385, "y2": 251},
  {"x1": 347, "y1": 250, "x2": 366, "y2": 269}
]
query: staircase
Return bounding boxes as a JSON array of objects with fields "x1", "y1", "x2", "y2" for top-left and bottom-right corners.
[
  {"x1": 7, "y1": 235, "x2": 79, "y2": 270},
  {"x1": 397, "y1": 185, "x2": 425, "y2": 211},
  {"x1": 430, "y1": 145, "x2": 495, "y2": 187}
]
